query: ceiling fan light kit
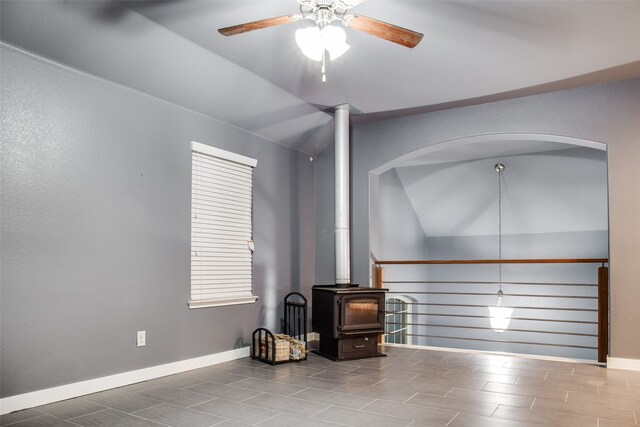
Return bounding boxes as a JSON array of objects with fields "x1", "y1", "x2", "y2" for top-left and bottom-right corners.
[
  {"x1": 295, "y1": 25, "x2": 350, "y2": 62},
  {"x1": 218, "y1": 0, "x2": 423, "y2": 82}
]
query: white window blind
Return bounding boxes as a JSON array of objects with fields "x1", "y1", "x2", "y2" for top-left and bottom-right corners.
[{"x1": 189, "y1": 141, "x2": 258, "y2": 309}]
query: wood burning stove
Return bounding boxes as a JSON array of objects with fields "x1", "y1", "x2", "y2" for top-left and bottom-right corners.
[
  {"x1": 312, "y1": 285, "x2": 387, "y2": 361},
  {"x1": 312, "y1": 106, "x2": 387, "y2": 361}
]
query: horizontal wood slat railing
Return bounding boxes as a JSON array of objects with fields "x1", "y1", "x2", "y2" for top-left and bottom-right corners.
[
  {"x1": 373, "y1": 258, "x2": 609, "y2": 363},
  {"x1": 375, "y1": 258, "x2": 608, "y2": 265}
]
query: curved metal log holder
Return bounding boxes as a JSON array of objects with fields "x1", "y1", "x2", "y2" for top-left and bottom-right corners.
[{"x1": 252, "y1": 292, "x2": 308, "y2": 365}]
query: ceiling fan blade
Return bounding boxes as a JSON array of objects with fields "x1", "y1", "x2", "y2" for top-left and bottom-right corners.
[
  {"x1": 346, "y1": 15, "x2": 423, "y2": 48},
  {"x1": 218, "y1": 15, "x2": 298, "y2": 36}
]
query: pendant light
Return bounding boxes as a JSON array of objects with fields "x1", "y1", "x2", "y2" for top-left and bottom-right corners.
[{"x1": 489, "y1": 163, "x2": 513, "y2": 333}]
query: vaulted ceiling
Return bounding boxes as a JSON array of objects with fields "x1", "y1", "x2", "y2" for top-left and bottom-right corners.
[
  {"x1": 393, "y1": 146, "x2": 608, "y2": 238},
  {"x1": 2, "y1": 1, "x2": 640, "y2": 154},
  {"x1": 124, "y1": 0, "x2": 640, "y2": 116}
]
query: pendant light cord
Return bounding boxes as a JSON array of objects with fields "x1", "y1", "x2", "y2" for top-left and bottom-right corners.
[{"x1": 496, "y1": 163, "x2": 505, "y2": 290}]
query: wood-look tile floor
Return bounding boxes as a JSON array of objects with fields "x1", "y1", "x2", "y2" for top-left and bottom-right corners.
[{"x1": 3, "y1": 346, "x2": 640, "y2": 426}]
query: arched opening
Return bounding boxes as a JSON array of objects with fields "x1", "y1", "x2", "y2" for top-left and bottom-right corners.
[{"x1": 370, "y1": 133, "x2": 608, "y2": 361}]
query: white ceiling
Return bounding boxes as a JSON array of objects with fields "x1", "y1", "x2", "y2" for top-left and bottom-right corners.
[
  {"x1": 2, "y1": 1, "x2": 640, "y2": 155},
  {"x1": 123, "y1": 0, "x2": 640, "y2": 117}
]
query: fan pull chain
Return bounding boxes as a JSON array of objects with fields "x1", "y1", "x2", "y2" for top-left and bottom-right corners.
[{"x1": 321, "y1": 49, "x2": 327, "y2": 83}]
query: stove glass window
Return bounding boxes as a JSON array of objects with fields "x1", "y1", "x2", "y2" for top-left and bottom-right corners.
[{"x1": 344, "y1": 299, "x2": 379, "y2": 325}]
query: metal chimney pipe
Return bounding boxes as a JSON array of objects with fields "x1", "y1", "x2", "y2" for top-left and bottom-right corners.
[{"x1": 334, "y1": 104, "x2": 350, "y2": 287}]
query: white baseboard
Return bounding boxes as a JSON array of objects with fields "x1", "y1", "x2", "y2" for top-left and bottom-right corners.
[
  {"x1": 0, "y1": 347, "x2": 250, "y2": 415},
  {"x1": 381, "y1": 342, "x2": 600, "y2": 365},
  {"x1": 607, "y1": 356, "x2": 640, "y2": 372}
]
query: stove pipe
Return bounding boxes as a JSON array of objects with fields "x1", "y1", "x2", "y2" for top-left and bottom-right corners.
[{"x1": 334, "y1": 105, "x2": 350, "y2": 287}]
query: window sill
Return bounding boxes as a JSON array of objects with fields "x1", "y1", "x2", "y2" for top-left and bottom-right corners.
[{"x1": 188, "y1": 295, "x2": 258, "y2": 309}]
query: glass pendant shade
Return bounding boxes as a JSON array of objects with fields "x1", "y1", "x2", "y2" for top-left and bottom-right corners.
[
  {"x1": 489, "y1": 290, "x2": 513, "y2": 333},
  {"x1": 295, "y1": 25, "x2": 350, "y2": 61}
]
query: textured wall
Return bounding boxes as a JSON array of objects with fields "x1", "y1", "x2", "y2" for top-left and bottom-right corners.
[
  {"x1": 374, "y1": 169, "x2": 428, "y2": 346},
  {"x1": 0, "y1": 44, "x2": 315, "y2": 398},
  {"x1": 374, "y1": 169, "x2": 427, "y2": 280},
  {"x1": 315, "y1": 78, "x2": 640, "y2": 359}
]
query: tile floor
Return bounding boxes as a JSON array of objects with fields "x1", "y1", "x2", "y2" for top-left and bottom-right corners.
[{"x1": 3, "y1": 346, "x2": 640, "y2": 426}]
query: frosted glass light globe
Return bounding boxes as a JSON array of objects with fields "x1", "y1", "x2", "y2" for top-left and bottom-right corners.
[{"x1": 295, "y1": 25, "x2": 350, "y2": 61}]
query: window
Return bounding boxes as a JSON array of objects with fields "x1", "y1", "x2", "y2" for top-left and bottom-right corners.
[
  {"x1": 189, "y1": 141, "x2": 257, "y2": 309},
  {"x1": 385, "y1": 297, "x2": 411, "y2": 344}
]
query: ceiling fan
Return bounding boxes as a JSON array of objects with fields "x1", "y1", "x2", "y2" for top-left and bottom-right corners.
[{"x1": 218, "y1": 0, "x2": 423, "y2": 82}]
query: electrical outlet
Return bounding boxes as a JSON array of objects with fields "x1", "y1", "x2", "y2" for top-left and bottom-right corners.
[{"x1": 137, "y1": 330, "x2": 146, "y2": 347}]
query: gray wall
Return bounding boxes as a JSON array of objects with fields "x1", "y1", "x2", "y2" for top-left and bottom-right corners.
[
  {"x1": 315, "y1": 78, "x2": 640, "y2": 359},
  {"x1": 0, "y1": 44, "x2": 315, "y2": 398},
  {"x1": 374, "y1": 169, "x2": 428, "y2": 345},
  {"x1": 394, "y1": 148, "x2": 608, "y2": 237},
  {"x1": 0, "y1": 0, "x2": 331, "y2": 153},
  {"x1": 374, "y1": 168, "x2": 427, "y2": 281}
]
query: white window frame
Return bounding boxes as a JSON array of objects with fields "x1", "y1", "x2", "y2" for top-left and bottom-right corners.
[
  {"x1": 189, "y1": 141, "x2": 258, "y2": 309},
  {"x1": 385, "y1": 296, "x2": 412, "y2": 344}
]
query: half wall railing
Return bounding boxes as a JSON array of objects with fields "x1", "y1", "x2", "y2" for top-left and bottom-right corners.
[{"x1": 373, "y1": 258, "x2": 609, "y2": 363}]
